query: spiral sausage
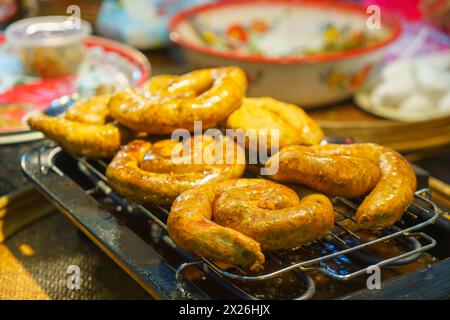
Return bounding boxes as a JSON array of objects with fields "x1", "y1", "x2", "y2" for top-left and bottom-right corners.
[
  {"x1": 106, "y1": 135, "x2": 246, "y2": 205},
  {"x1": 168, "y1": 179, "x2": 334, "y2": 271},
  {"x1": 266, "y1": 143, "x2": 416, "y2": 229},
  {"x1": 226, "y1": 97, "x2": 324, "y2": 151},
  {"x1": 109, "y1": 67, "x2": 247, "y2": 133}
]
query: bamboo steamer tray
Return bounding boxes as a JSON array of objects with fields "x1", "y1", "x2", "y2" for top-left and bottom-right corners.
[{"x1": 310, "y1": 103, "x2": 450, "y2": 153}]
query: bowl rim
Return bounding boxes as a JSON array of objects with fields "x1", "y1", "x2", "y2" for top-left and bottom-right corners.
[
  {"x1": 169, "y1": 0, "x2": 402, "y2": 64},
  {"x1": 0, "y1": 33, "x2": 151, "y2": 85}
]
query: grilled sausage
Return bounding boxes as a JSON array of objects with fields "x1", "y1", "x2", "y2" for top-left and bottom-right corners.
[
  {"x1": 27, "y1": 113, "x2": 133, "y2": 158},
  {"x1": 109, "y1": 67, "x2": 247, "y2": 133},
  {"x1": 266, "y1": 143, "x2": 416, "y2": 229},
  {"x1": 65, "y1": 94, "x2": 112, "y2": 125},
  {"x1": 226, "y1": 97, "x2": 324, "y2": 152},
  {"x1": 168, "y1": 179, "x2": 334, "y2": 271},
  {"x1": 266, "y1": 145, "x2": 381, "y2": 198},
  {"x1": 27, "y1": 94, "x2": 135, "y2": 158},
  {"x1": 106, "y1": 135, "x2": 246, "y2": 205}
]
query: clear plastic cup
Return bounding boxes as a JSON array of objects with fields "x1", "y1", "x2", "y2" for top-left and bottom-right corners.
[{"x1": 5, "y1": 16, "x2": 92, "y2": 77}]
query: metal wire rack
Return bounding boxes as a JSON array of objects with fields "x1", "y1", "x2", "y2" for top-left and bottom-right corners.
[{"x1": 36, "y1": 142, "x2": 440, "y2": 299}]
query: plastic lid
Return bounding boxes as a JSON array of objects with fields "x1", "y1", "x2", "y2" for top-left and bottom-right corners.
[{"x1": 5, "y1": 16, "x2": 92, "y2": 47}]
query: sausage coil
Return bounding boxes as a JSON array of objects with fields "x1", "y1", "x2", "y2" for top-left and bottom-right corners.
[
  {"x1": 109, "y1": 67, "x2": 247, "y2": 133},
  {"x1": 266, "y1": 143, "x2": 416, "y2": 229},
  {"x1": 106, "y1": 135, "x2": 246, "y2": 205},
  {"x1": 168, "y1": 179, "x2": 334, "y2": 271}
]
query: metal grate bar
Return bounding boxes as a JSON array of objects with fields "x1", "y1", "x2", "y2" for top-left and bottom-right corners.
[{"x1": 334, "y1": 222, "x2": 360, "y2": 239}]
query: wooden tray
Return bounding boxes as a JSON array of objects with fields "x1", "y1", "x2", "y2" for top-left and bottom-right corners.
[{"x1": 310, "y1": 102, "x2": 450, "y2": 153}]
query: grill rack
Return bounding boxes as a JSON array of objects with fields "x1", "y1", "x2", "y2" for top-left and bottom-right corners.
[{"x1": 37, "y1": 142, "x2": 440, "y2": 299}]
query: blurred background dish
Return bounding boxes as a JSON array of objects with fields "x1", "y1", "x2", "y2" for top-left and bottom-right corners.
[
  {"x1": 34, "y1": 0, "x2": 101, "y2": 26},
  {"x1": 0, "y1": 0, "x2": 17, "y2": 29},
  {"x1": 355, "y1": 50, "x2": 450, "y2": 122},
  {"x1": 170, "y1": 0, "x2": 401, "y2": 107},
  {"x1": 0, "y1": 33, "x2": 150, "y2": 141},
  {"x1": 312, "y1": 105, "x2": 450, "y2": 153},
  {"x1": 96, "y1": 0, "x2": 212, "y2": 50},
  {"x1": 5, "y1": 16, "x2": 92, "y2": 77},
  {"x1": 309, "y1": 15, "x2": 450, "y2": 154}
]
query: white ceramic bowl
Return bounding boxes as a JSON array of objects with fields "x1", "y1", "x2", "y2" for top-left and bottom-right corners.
[{"x1": 170, "y1": 0, "x2": 401, "y2": 107}]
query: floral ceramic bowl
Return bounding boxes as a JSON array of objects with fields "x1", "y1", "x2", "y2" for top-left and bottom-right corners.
[{"x1": 170, "y1": 0, "x2": 401, "y2": 107}]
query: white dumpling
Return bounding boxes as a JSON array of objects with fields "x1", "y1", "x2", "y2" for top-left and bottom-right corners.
[
  {"x1": 399, "y1": 93, "x2": 433, "y2": 112},
  {"x1": 415, "y1": 62, "x2": 450, "y2": 98},
  {"x1": 382, "y1": 60, "x2": 414, "y2": 81},
  {"x1": 438, "y1": 92, "x2": 450, "y2": 113},
  {"x1": 370, "y1": 78, "x2": 416, "y2": 108}
]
